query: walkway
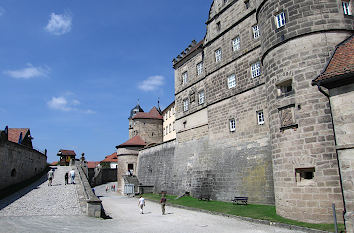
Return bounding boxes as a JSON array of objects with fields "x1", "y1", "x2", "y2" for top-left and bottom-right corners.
[{"x1": 0, "y1": 166, "x2": 82, "y2": 217}]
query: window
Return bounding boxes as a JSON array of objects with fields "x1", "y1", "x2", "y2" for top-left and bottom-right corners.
[
  {"x1": 183, "y1": 99, "x2": 189, "y2": 112},
  {"x1": 229, "y1": 119, "x2": 236, "y2": 132},
  {"x1": 216, "y1": 22, "x2": 221, "y2": 31},
  {"x1": 257, "y1": 110, "x2": 265, "y2": 125},
  {"x1": 251, "y1": 62, "x2": 261, "y2": 78},
  {"x1": 343, "y1": 1, "x2": 352, "y2": 15},
  {"x1": 173, "y1": 122, "x2": 175, "y2": 131},
  {"x1": 228, "y1": 74, "x2": 236, "y2": 89},
  {"x1": 169, "y1": 123, "x2": 172, "y2": 133},
  {"x1": 215, "y1": 48, "x2": 222, "y2": 62},
  {"x1": 244, "y1": 0, "x2": 250, "y2": 9},
  {"x1": 275, "y1": 12, "x2": 286, "y2": 28},
  {"x1": 295, "y1": 168, "x2": 315, "y2": 184},
  {"x1": 252, "y1": 25, "x2": 260, "y2": 39},
  {"x1": 169, "y1": 110, "x2": 171, "y2": 118},
  {"x1": 182, "y1": 72, "x2": 188, "y2": 85},
  {"x1": 197, "y1": 62, "x2": 203, "y2": 76},
  {"x1": 198, "y1": 91, "x2": 205, "y2": 105},
  {"x1": 232, "y1": 36, "x2": 240, "y2": 51},
  {"x1": 276, "y1": 80, "x2": 293, "y2": 97}
]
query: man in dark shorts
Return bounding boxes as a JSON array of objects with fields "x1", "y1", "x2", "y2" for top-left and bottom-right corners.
[{"x1": 160, "y1": 194, "x2": 167, "y2": 215}]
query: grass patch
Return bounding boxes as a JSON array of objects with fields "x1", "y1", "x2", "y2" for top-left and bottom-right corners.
[{"x1": 142, "y1": 193, "x2": 344, "y2": 232}]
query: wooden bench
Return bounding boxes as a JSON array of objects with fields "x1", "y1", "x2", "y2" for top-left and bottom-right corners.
[
  {"x1": 232, "y1": 197, "x2": 248, "y2": 205},
  {"x1": 199, "y1": 194, "x2": 211, "y2": 201}
]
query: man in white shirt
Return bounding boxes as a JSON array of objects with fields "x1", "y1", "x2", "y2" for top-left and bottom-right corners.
[
  {"x1": 69, "y1": 169, "x2": 75, "y2": 184},
  {"x1": 138, "y1": 196, "x2": 145, "y2": 214}
]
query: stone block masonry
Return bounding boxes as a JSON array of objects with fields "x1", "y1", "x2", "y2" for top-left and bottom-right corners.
[{"x1": 0, "y1": 139, "x2": 47, "y2": 192}]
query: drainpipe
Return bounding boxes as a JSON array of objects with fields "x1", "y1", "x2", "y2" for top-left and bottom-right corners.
[{"x1": 317, "y1": 83, "x2": 347, "y2": 227}]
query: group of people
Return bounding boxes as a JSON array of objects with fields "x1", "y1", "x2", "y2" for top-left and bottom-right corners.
[
  {"x1": 105, "y1": 184, "x2": 116, "y2": 192},
  {"x1": 138, "y1": 194, "x2": 167, "y2": 215},
  {"x1": 47, "y1": 168, "x2": 76, "y2": 186}
]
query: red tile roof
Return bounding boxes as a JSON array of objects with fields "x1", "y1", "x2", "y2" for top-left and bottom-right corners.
[
  {"x1": 87, "y1": 161, "x2": 100, "y2": 169},
  {"x1": 102, "y1": 152, "x2": 118, "y2": 162},
  {"x1": 8, "y1": 128, "x2": 29, "y2": 143},
  {"x1": 116, "y1": 135, "x2": 146, "y2": 148},
  {"x1": 50, "y1": 161, "x2": 58, "y2": 166},
  {"x1": 132, "y1": 106, "x2": 162, "y2": 120},
  {"x1": 313, "y1": 35, "x2": 354, "y2": 87},
  {"x1": 58, "y1": 149, "x2": 76, "y2": 156}
]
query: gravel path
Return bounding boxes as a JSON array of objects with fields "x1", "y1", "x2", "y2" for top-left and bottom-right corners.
[{"x1": 0, "y1": 166, "x2": 82, "y2": 217}]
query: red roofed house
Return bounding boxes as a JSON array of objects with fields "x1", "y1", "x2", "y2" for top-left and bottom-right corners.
[
  {"x1": 57, "y1": 149, "x2": 76, "y2": 166},
  {"x1": 8, "y1": 128, "x2": 33, "y2": 149},
  {"x1": 312, "y1": 35, "x2": 354, "y2": 231},
  {"x1": 101, "y1": 152, "x2": 118, "y2": 169}
]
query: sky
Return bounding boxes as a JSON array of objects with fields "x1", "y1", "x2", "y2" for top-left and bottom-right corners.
[{"x1": 0, "y1": 0, "x2": 213, "y2": 162}]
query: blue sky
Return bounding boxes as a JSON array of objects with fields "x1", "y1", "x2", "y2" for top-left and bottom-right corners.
[{"x1": 0, "y1": 0, "x2": 213, "y2": 162}]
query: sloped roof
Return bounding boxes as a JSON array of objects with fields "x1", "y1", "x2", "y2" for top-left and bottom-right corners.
[
  {"x1": 8, "y1": 128, "x2": 30, "y2": 143},
  {"x1": 87, "y1": 161, "x2": 100, "y2": 169},
  {"x1": 102, "y1": 152, "x2": 118, "y2": 162},
  {"x1": 313, "y1": 35, "x2": 354, "y2": 88},
  {"x1": 50, "y1": 161, "x2": 58, "y2": 166},
  {"x1": 58, "y1": 149, "x2": 76, "y2": 156},
  {"x1": 129, "y1": 104, "x2": 144, "y2": 119},
  {"x1": 132, "y1": 106, "x2": 163, "y2": 120},
  {"x1": 116, "y1": 135, "x2": 146, "y2": 148}
]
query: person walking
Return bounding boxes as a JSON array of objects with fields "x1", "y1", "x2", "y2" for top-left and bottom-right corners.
[
  {"x1": 47, "y1": 169, "x2": 54, "y2": 186},
  {"x1": 64, "y1": 172, "x2": 69, "y2": 185},
  {"x1": 160, "y1": 194, "x2": 167, "y2": 215},
  {"x1": 69, "y1": 169, "x2": 75, "y2": 184},
  {"x1": 138, "y1": 196, "x2": 145, "y2": 214}
]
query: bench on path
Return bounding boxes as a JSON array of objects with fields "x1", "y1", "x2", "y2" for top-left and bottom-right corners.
[
  {"x1": 231, "y1": 197, "x2": 248, "y2": 205},
  {"x1": 198, "y1": 194, "x2": 211, "y2": 201}
]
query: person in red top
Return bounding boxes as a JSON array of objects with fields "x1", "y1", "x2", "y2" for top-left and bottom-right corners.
[{"x1": 160, "y1": 194, "x2": 167, "y2": 215}]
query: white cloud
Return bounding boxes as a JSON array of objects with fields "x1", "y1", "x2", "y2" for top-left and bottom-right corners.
[
  {"x1": 138, "y1": 75, "x2": 164, "y2": 91},
  {"x1": 45, "y1": 12, "x2": 72, "y2": 35},
  {"x1": 0, "y1": 7, "x2": 5, "y2": 16},
  {"x1": 47, "y1": 95, "x2": 95, "y2": 114},
  {"x1": 47, "y1": 97, "x2": 71, "y2": 111},
  {"x1": 3, "y1": 64, "x2": 49, "y2": 79}
]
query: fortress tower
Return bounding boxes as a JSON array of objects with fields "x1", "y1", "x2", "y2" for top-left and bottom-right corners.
[{"x1": 257, "y1": 0, "x2": 353, "y2": 223}]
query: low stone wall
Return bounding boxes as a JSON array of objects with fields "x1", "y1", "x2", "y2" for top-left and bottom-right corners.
[
  {"x1": 0, "y1": 140, "x2": 47, "y2": 191},
  {"x1": 76, "y1": 164, "x2": 102, "y2": 217}
]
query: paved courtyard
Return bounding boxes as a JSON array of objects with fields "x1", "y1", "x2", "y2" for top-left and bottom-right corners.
[{"x1": 0, "y1": 177, "x2": 308, "y2": 233}]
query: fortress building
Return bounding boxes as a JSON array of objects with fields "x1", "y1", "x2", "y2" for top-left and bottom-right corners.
[{"x1": 135, "y1": 0, "x2": 354, "y2": 227}]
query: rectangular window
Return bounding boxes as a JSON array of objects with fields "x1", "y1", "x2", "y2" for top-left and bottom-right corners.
[
  {"x1": 251, "y1": 62, "x2": 261, "y2": 78},
  {"x1": 182, "y1": 72, "x2": 188, "y2": 85},
  {"x1": 169, "y1": 123, "x2": 172, "y2": 133},
  {"x1": 257, "y1": 110, "x2": 265, "y2": 125},
  {"x1": 198, "y1": 91, "x2": 205, "y2": 105},
  {"x1": 228, "y1": 74, "x2": 236, "y2": 89},
  {"x1": 229, "y1": 119, "x2": 236, "y2": 132},
  {"x1": 216, "y1": 21, "x2": 221, "y2": 31},
  {"x1": 215, "y1": 48, "x2": 222, "y2": 62},
  {"x1": 232, "y1": 36, "x2": 240, "y2": 51},
  {"x1": 173, "y1": 122, "x2": 175, "y2": 131},
  {"x1": 343, "y1": 1, "x2": 352, "y2": 15},
  {"x1": 252, "y1": 25, "x2": 260, "y2": 39},
  {"x1": 183, "y1": 99, "x2": 189, "y2": 112},
  {"x1": 276, "y1": 80, "x2": 293, "y2": 97},
  {"x1": 197, "y1": 62, "x2": 203, "y2": 76},
  {"x1": 275, "y1": 12, "x2": 286, "y2": 28},
  {"x1": 169, "y1": 110, "x2": 171, "y2": 118},
  {"x1": 295, "y1": 167, "x2": 315, "y2": 183}
]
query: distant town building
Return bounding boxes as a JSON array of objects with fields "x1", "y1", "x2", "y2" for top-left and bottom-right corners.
[
  {"x1": 101, "y1": 152, "x2": 118, "y2": 169},
  {"x1": 57, "y1": 149, "x2": 76, "y2": 166},
  {"x1": 162, "y1": 101, "x2": 176, "y2": 142}
]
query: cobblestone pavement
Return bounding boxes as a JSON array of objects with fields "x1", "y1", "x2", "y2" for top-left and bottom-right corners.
[
  {"x1": 0, "y1": 166, "x2": 82, "y2": 217},
  {"x1": 0, "y1": 180, "x2": 307, "y2": 233}
]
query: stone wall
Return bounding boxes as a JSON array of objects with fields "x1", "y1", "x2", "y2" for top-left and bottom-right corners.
[
  {"x1": 0, "y1": 140, "x2": 47, "y2": 191},
  {"x1": 131, "y1": 118, "x2": 163, "y2": 145},
  {"x1": 137, "y1": 140, "x2": 176, "y2": 193},
  {"x1": 329, "y1": 82, "x2": 354, "y2": 231}
]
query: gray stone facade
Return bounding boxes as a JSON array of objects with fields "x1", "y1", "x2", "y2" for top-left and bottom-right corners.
[
  {"x1": 136, "y1": 0, "x2": 353, "y2": 225},
  {"x1": 130, "y1": 118, "x2": 163, "y2": 145},
  {"x1": 0, "y1": 135, "x2": 47, "y2": 191}
]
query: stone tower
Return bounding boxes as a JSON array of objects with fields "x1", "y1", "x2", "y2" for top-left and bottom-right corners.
[
  {"x1": 128, "y1": 104, "x2": 144, "y2": 139},
  {"x1": 257, "y1": 0, "x2": 353, "y2": 223}
]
